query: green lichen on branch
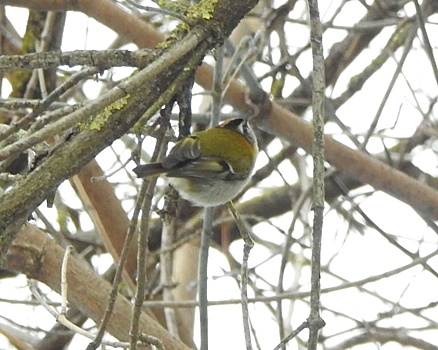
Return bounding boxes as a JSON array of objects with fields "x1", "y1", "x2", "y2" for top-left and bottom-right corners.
[
  {"x1": 80, "y1": 95, "x2": 130, "y2": 131},
  {"x1": 157, "y1": 0, "x2": 221, "y2": 47},
  {"x1": 187, "y1": 0, "x2": 220, "y2": 20},
  {"x1": 158, "y1": 0, "x2": 219, "y2": 20}
]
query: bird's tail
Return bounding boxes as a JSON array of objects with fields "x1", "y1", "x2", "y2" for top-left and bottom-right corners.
[{"x1": 132, "y1": 163, "x2": 167, "y2": 178}]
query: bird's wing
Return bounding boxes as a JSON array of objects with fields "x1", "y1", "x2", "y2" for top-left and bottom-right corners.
[
  {"x1": 162, "y1": 135, "x2": 201, "y2": 169},
  {"x1": 166, "y1": 158, "x2": 231, "y2": 179},
  {"x1": 162, "y1": 135, "x2": 245, "y2": 180}
]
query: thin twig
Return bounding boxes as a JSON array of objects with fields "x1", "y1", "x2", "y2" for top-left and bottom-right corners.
[
  {"x1": 28, "y1": 254, "x2": 131, "y2": 349},
  {"x1": 87, "y1": 185, "x2": 145, "y2": 349},
  {"x1": 413, "y1": 0, "x2": 438, "y2": 86},
  {"x1": 199, "y1": 207, "x2": 214, "y2": 350},
  {"x1": 0, "y1": 97, "x2": 69, "y2": 110},
  {"x1": 307, "y1": 0, "x2": 326, "y2": 348},
  {"x1": 0, "y1": 48, "x2": 157, "y2": 72},
  {"x1": 198, "y1": 44, "x2": 225, "y2": 350},
  {"x1": 130, "y1": 178, "x2": 157, "y2": 350},
  {"x1": 130, "y1": 246, "x2": 438, "y2": 310},
  {"x1": 211, "y1": 45, "x2": 224, "y2": 126},
  {"x1": 130, "y1": 119, "x2": 169, "y2": 350},
  {"x1": 159, "y1": 105, "x2": 179, "y2": 338},
  {"x1": 0, "y1": 67, "x2": 99, "y2": 141},
  {"x1": 160, "y1": 216, "x2": 180, "y2": 337},
  {"x1": 223, "y1": 37, "x2": 261, "y2": 98},
  {"x1": 272, "y1": 321, "x2": 309, "y2": 350},
  {"x1": 228, "y1": 201, "x2": 254, "y2": 350},
  {"x1": 124, "y1": 0, "x2": 191, "y2": 24},
  {"x1": 361, "y1": 23, "x2": 417, "y2": 149},
  {"x1": 276, "y1": 187, "x2": 312, "y2": 348}
]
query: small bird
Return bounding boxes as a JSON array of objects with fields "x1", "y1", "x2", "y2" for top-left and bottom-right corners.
[{"x1": 133, "y1": 118, "x2": 258, "y2": 207}]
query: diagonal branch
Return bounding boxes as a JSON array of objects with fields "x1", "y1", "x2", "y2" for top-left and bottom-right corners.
[
  {"x1": 0, "y1": 0, "x2": 260, "y2": 260},
  {"x1": 5, "y1": 224, "x2": 191, "y2": 350}
]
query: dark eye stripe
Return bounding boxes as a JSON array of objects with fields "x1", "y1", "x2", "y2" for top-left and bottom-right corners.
[{"x1": 220, "y1": 118, "x2": 244, "y2": 130}]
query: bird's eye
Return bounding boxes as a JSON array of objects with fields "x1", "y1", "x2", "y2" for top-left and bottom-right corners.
[{"x1": 242, "y1": 121, "x2": 249, "y2": 134}]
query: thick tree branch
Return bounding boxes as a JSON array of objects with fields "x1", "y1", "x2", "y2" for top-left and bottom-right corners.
[
  {"x1": 0, "y1": 0, "x2": 260, "y2": 261},
  {"x1": 4, "y1": 224, "x2": 191, "y2": 349}
]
